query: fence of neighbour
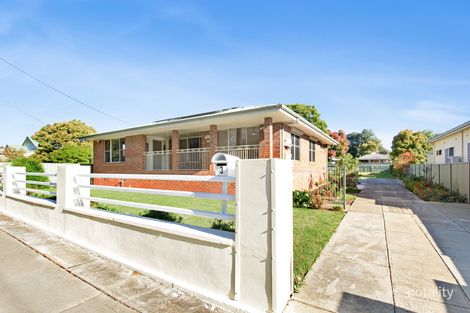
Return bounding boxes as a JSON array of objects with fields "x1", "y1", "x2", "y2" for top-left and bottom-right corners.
[
  {"x1": 407, "y1": 163, "x2": 470, "y2": 203},
  {"x1": 0, "y1": 159, "x2": 292, "y2": 313},
  {"x1": 358, "y1": 163, "x2": 391, "y2": 173}
]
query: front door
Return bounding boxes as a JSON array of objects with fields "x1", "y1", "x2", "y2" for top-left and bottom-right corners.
[{"x1": 151, "y1": 139, "x2": 170, "y2": 170}]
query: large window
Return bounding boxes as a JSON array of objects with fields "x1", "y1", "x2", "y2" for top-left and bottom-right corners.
[
  {"x1": 309, "y1": 140, "x2": 316, "y2": 162},
  {"x1": 217, "y1": 127, "x2": 259, "y2": 146},
  {"x1": 179, "y1": 137, "x2": 201, "y2": 149},
  {"x1": 291, "y1": 133, "x2": 300, "y2": 161},
  {"x1": 105, "y1": 138, "x2": 125, "y2": 162}
]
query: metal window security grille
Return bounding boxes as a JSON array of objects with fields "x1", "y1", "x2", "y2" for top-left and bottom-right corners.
[{"x1": 291, "y1": 134, "x2": 300, "y2": 161}]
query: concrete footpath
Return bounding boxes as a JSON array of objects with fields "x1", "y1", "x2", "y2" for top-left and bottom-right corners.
[
  {"x1": 0, "y1": 214, "x2": 225, "y2": 313},
  {"x1": 287, "y1": 178, "x2": 470, "y2": 313}
]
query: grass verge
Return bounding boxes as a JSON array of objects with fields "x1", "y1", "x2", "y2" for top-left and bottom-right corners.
[{"x1": 293, "y1": 207, "x2": 344, "y2": 291}]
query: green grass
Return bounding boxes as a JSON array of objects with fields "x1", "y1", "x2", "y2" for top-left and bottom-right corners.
[
  {"x1": 293, "y1": 207, "x2": 344, "y2": 290},
  {"x1": 91, "y1": 189, "x2": 235, "y2": 228},
  {"x1": 359, "y1": 171, "x2": 395, "y2": 179}
]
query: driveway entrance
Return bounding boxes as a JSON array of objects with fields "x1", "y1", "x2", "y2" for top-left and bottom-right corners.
[{"x1": 289, "y1": 178, "x2": 470, "y2": 312}]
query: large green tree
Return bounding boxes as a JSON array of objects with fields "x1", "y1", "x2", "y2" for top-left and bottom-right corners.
[
  {"x1": 390, "y1": 129, "x2": 432, "y2": 164},
  {"x1": 32, "y1": 120, "x2": 96, "y2": 162},
  {"x1": 287, "y1": 104, "x2": 328, "y2": 133},
  {"x1": 347, "y1": 129, "x2": 384, "y2": 157}
]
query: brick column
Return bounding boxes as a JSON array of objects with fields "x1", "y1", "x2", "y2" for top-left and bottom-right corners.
[
  {"x1": 261, "y1": 117, "x2": 273, "y2": 158},
  {"x1": 171, "y1": 130, "x2": 179, "y2": 170}
]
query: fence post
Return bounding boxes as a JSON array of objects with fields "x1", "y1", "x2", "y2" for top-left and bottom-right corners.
[
  {"x1": 450, "y1": 163, "x2": 453, "y2": 193},
  {"x1": 236, "y1": 159, "x2": 292, "y2": 312},
  {"x1": 56, "y1": 164, "x2": 91, "y2": 213},
  {"x1": 4, "y1": 166, "x2": 26, "y2": 196}
]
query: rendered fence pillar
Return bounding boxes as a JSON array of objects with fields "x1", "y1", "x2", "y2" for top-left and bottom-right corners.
[
  {"x1": 236, "y1": 158, "x2": 293, "y2": 313},
  {"x1": 4, "y1": 166, "x2": 26, "y2": 196},
  {"x1": 56, "y1": 164, "x2": 91, "y2": 212}
]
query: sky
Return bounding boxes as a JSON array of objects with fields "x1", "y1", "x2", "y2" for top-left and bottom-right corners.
[{"x1": 1, "y1": 0, "x2": 470, "y2": 149}]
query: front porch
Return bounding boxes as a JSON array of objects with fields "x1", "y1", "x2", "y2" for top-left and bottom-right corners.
[{"x1": 144, "y1": 145, "x2": 260, "y2": 171}]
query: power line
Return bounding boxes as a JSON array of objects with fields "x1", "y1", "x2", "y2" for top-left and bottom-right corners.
[
  {"x1": 0, "y1": 98, "x2": 45, "y2": 124},
  {"x1": 0, "y1": 57, "x2": 131, "y2": 125}
]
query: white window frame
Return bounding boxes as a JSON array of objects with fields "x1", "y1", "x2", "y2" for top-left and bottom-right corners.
[
  {"x1": 105, "y1": 138, "x2": 125, "y2": 163},
  {"x1": 291, "y1": 133, "x2": 300, "y2": 161},
  {"x1": 309, "y1": 140, "x2": 316, "y2": 162}
]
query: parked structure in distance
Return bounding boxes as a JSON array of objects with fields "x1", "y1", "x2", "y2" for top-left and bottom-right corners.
[
  {"x1": 427, "y1": 120, "x2": 470, "y2": 164},
  {"x1": 82, "y1": 104, "x2": 337, "y2": 191},
  {"x1": 358, "y1": 152, "x2": 391, "y2": 164}
]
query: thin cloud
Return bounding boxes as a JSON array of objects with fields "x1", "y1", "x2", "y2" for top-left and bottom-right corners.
[{"x1": 403, "y1": 100, "x2": 469, "y2": 124}]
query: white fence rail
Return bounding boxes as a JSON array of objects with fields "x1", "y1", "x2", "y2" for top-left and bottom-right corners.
[
  {"x1": 216, "y1": 145, "x2": 259, "y2": 159},
  {"x1": 144, "y1": 150, "x2": 172, "y2": 170},
  {"x1": 408, "y1": 163, "x2": 470, "y2": 203},
  {"x1": 177, "y1": 148, "x2": 211, "y2": 170},
  {"x1": 0, "y1": 160, "x2": 293, "y2": 313}
]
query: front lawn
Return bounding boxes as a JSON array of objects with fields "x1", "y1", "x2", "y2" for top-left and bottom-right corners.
[
  {"x1": 293, "y1": 207, "x2": 344, "y2": 290},
  {"x1": 359, "y1": 171, "x2": 395, "y2": 179}
]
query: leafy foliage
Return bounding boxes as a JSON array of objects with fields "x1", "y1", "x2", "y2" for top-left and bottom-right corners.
[
  {"x1": 328, "y1": 129, "x2": 349, "y2": 158},
  {"x1": 140, "y1": 210, "x2": 183, "y2": 223},
  {"x1": 10, "y1": 157, "x2": 49, "y2": 190},
  {"x1": 211, "y1": 219, "x2": 235, "y2": 232},
  {"x1": 286, "y1": 104, "x2": 328, "y2": 133},
  {"x1": 392, "y1": 151, "x2": 416, "y2": 176},
  {"x1": 2, "y1": 146, "x2": 25, "y2": 161},
  {"x1": 293, "y1": 190, "x2": 312, "y2": 208},
  {"x1": 390, "y1": 129, "x2": 432, "y2": 164},
  {"x1": 49, "y1": 143, "x2": 93, "y2": 164},
  {"x1": 402, "y1": 176, "x2": 466, "y2": 203},
  {"x1": 32, "y1": 120, "x2": 95, "y2": 162},
  {"x1": 347, "y1": 129, "x2": 385, "y2": 157}
]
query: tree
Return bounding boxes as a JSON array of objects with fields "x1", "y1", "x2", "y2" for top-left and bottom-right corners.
[
  {"x1": 2, "y1": 146, "x2": 25, "y2": 161},
  {"x1": 287, "y1": 104, "x2": 328, "y2": 133},
  {"x1": 347, "y1": 129, "x2": 383, "y2": 157},
  {"x1": 49, "y1": 143, "x2": 93, "y2": 164},
  {"x1": 328, "y1": 129, "x2": 349, "y2": 158},
  {"x1": 32, "y1": 120, "x2": 96, "y2": 162},
  {"x1": 392, "y1": 151, "x2": 416, "y2": 175},
  {"x1": 390, "y1": 129, "x2": 432, "y2": 164}
]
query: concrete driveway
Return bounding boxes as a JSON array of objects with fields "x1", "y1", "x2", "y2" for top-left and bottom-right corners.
[{"x1": 288, "y1": 178, "x2": 470, "y2": 313}]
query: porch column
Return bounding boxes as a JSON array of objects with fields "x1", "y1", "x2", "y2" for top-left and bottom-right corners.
[
  {"x1": 261, "y1": 117, "x2": 273, "y2": 158},
  {"x1": 209, "y1": 125, "x2": 218, "y2": 172},
  {"x1": 171, "y1": 130, "x2": 179, "y2": 171}
]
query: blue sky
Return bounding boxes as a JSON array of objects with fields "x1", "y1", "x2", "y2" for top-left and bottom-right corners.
[{"x1": 1, "y1": 0, "x2": 470, "y2": 148}]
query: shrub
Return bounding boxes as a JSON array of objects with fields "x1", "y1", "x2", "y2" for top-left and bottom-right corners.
[
  {"x1": 10, "y1": 157, "x2": 49, "y2": 192},
  {"x1": 140, "y1": 210, "x2": 183, "y2": 223},
  {"x1": 332, "y1": 205, "x2": 343, "y2": 211},
  {"x1": 211, "y1": 219, "x2": 235, "y2": 232},
  {"x1": 293, "y1": 190, "x2": 312, "y2": 208},
  {"x1": 49, "y1": 143, "x2": 93, "y2": 164},
  {"x1": 310, "y1": 192, "x2": 323, "y2": 209},
  {"x1": 401, "y1": 176, "x2": 467, "y2": 203}
]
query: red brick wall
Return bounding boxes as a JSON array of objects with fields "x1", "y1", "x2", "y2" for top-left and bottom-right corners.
[
  {"x1": 93, "y1": 178, "x2": 235, "y2": 194},
  {"x1": 282, "y1": 125, "x2": 329, "y2": 190}
]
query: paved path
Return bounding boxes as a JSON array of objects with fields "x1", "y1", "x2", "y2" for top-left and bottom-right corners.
[
  {"x1": 288, "y1": 178, "x2": 470, "y2": 313},
  {"x1": 0, "y1": 214, "x2": 225, "y2": 313}
]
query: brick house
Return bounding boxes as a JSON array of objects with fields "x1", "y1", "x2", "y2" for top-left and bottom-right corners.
[{"x1": 83, "y1": 104, "x2": 337, "y2": 192}]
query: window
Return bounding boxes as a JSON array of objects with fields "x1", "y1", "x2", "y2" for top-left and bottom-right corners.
[
  {"x1": 217, "y1": 127, "x2": 259, "y2": 146},
  {"x1": 436, "y1": 149, "x2": 442, "y2": 156},
  {"x1": 179, "y1": 137, "x2": 201, "y2": 149},
  {"x1": 104, "y1": 138, "x2": 125, "y2": 162},
  {"x1": 291, "y1": 134, "x2": 300, "y2": 161},
  {"x1": 449, "y1": 147, "x2": 454, "y2": 157},
  {"x1": 309, "y1": 140, "x2": 316, "y2": 162}
]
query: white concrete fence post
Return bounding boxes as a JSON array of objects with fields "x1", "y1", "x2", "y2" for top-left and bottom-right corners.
[
  {"x1": 4, "y1": 166, "x2": 26, "y2": 196},
  {"x1": 56, "y1": 164, "x2": 91, "y2": 212},
  {"x1": 236, "y1": 158, "x2": 293, "y2": 313}
]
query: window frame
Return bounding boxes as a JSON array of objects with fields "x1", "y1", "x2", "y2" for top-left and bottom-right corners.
[
  {"x1": 309, "y1": 140, "x2": 316, "y2": 162},
  {"x1": 291, "y1": 133, "x2": 300, "y2": 161},
  {"x1": 104, "y1": 138, "x2": 126, "y2": 163}
]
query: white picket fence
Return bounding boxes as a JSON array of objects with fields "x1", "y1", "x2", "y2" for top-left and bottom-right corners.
[{"x1": 0, "y1": 159, "x2": 293, "y2": 313}]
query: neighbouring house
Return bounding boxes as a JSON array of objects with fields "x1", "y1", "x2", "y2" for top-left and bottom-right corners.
[
  {"x1": 2, "y1": 136, "x2": 39, "y2": 158},
  {"x1": 428, "y1": 120, "x2": 470, "y2": 164},
  {"x1": 82, "y1": 104, "x2": 337, "y2": 191},
  {"x1": 358, "y1": 152, "x2": 391, "y2": 164}
]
